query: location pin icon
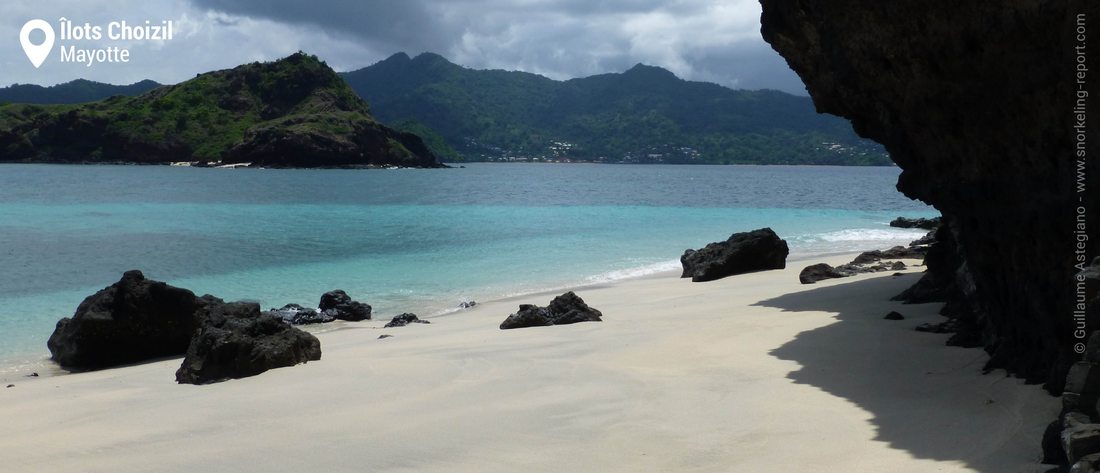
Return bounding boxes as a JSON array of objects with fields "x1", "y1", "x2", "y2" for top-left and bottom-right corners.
[{"x1": 20, "y1": 19, "x2": 55, "y2": 69}]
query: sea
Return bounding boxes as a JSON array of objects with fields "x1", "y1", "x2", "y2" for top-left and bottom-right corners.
[{"x1": 0, "y1": 163, "x2": 935, "y2": 376}]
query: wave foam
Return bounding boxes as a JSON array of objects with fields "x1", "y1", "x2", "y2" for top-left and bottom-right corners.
[
  {"x1": 584, "y1": 260, "x2": 682, "y2": 284},
  {"x1": 801, "y1": 228, "x2": 929, "y2": 243}
]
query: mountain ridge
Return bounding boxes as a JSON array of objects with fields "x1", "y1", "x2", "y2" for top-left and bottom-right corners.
[
  {"x1": 0, "y1": 52, "x2": 887, "y2": 165},
  {"x1": 0, "y1": 79, "x2": 163, "y2": 105},
  {"x1": 341, "y1": 52, "x2": 889, "y2": 165},
  {"x1": 0, "y1": 52, "x2": 442, "y2": 168}
]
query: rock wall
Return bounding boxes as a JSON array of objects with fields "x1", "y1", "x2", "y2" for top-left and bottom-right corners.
[{"x1": 760, "y1": 0, "x2": 1099, "y2": 391}]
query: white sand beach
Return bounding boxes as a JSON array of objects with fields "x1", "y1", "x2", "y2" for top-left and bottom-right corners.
[{"x1": 0, "y1": 254, "x2": 1058, "y2": 472}]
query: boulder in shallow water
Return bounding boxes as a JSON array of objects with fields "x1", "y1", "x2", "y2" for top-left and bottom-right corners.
[
  {"x1": 500, "y1": 292, "x2": 603, "y2": 330},
  {"x1": 175, "y1": 301, "x2": 321, "y2": 385},
  {"x1": 318, "y1": 290, "x2": 371, "y2": 321},
  {"x1": 889, "y1": 217, "x2": 942, "y2": 230},
  {"x1": 47, "y1": 270, "x2": 205, "y2": 369},
  {"x1": 680, "y1": 228, "x2": 789, "y2": 282}
]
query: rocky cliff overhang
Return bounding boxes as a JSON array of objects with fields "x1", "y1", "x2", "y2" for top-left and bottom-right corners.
[{"x1": 760, "y1": 0, "x2": 1099, "y2": 391}]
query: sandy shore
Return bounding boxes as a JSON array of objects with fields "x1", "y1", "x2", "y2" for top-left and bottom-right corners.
[{"x1": 0, "y1": 254, "x2": 1058, "y2": 472}]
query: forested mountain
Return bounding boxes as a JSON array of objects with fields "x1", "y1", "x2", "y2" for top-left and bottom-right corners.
[
  {"x1": 341, "y1": 52, "x2": 889, "y2": 165},
  {"x1": 0, "y1": 53, "x2": 441, "y2": 168},
  {"x1": 0, "y1": 52, "x2": 888, "y2": 165},
  {"x1": 0, "y1": 79, "x2": 162, "y2": 105}
]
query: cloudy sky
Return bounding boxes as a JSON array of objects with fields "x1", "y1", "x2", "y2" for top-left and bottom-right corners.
[{"x1": 2, "y1": 0, "x2": 807, "y2": 95}]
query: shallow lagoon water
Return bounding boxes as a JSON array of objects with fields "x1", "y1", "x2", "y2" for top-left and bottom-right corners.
[{"x1": 0, "y1": 163, "x2": 934, "y2": 368}]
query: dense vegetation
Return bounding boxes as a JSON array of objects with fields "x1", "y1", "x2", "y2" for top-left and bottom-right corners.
[
  {"x1": 341, "y1": 53, "x2": 890, "y2": 165},
  {"x1": 0, "y1": 79, "x2": 161, "y2": 105},
  {"x1": 389, "y1": 118, "x2": 463, "y2": 162},
  {"x1": 0, "y1": 52, "x2": 888, "y2": 166},
  {"x1": 0, "y1": 53, "x2": 440, "y2": 167}
]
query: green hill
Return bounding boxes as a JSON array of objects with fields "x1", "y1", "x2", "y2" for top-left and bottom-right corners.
[
  {"x1": 0, "y1": 79, "x2": 162, "y2": 105},
  {"x1": 0, "y1": 53, "x2": 442, "y2": 168},
  {"x1": 340, "y1": 52, "x2": 889, "y2": 165}
]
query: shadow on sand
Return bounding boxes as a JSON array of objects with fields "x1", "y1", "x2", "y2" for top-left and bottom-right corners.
[{"x1": 756, "y1": 273, "x2": 1055, "y2": 472}]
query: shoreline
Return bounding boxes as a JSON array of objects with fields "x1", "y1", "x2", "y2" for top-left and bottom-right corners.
[
  {"x1": 0, "y1": 250, "x2": 894, "y2": 379},
  {"x1": 0, "y1": 262, "x2": 689, "y2": 383},
  {"x1": 0, "y1": 246, "x2": 926, "y2": 382},
  {"x1": 0, "y1": 253, "x2": 1058, "y2": 472}
]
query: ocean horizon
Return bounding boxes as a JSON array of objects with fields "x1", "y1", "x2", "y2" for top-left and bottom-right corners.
[{"x1": 0, "y1": 162, "x2": 934, "y2": 374}]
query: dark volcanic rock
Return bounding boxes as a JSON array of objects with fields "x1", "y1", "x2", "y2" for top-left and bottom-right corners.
[
  {"x1": 837, "y1": 261, "x2": 906, "y2": 275},
  {"x1": 547, "y1": 291, "x2": 603, "y2": 325},
  {"x1": 799, "y1": 263, "x2": 845, "y2": 284},
  {"x1": 547, "y1": 292, "x2": 602, "y2": 325},
  {"x1": 1074, "y1": 454, "x2": 1100, "y2": 473},
  {"x1": 1064, "y1": 413, "x2": 1100, "y2": 466},
  {"x1": 47, "y1": 270, "x2": 205, "y2": 369},
  {"x1": 319, "y1": 290, "x2": 350, "y2": 310},
  {"x1": 175, "y1": 301, "x2": 321, "y2": 385},
  {"x1": 884, "y1": 311, "x2": 905, "y2": 321},
  {"x1": 889, "y1": 217, "x2": 942, "y2": 230},
  {"x1": 500, "y1": 305, "x2": 554, "y2": 329},
  {"x1": 318, "y1": 290, "x2": 371, "y2": 322},
  {"x1": 1056, "y1": 408, "x2": 1100, "y2": 470},
  {"x1": 892, "y1": 225, "x2": 962, "y2": 305},
  {"x1": 264, "y1": 303, "x2": 333, "y2": 325},
  {"x1": 891, "y1": 224, "x2": 990, "y2": 349},
  {"x1": 500, "y1": 292, "x2": 603, "y2": 330},
  {"x1": 761, "y1": 0, "x2": 1099, "y2": 395},
  {"x1": 944, "y1": 325, "x2": 985, "y2": 349},
  {"x1": 915, "y1": 322, "x2": 953, "y2": 334},
  {"x1": 384, "y1": 313, "x2": 430, "y2": 328},
  {"x1": 1065, "y1": 362, "x2": 1100, "y2": 420},
  {"x1": 910, "y1": 230, "x2": 937, "y2": 247},
  {"x1": 1046, "y1": 419, "x2": 1070, "y2": 466},
  {"x1": 1088, "y1": 328, "x2": 1100, "y2": 365},
  {"x1": 799, "y1": 257, "x2": 906, "y2": 285},
  {"x1": 852, "y1": 246, "x2": 926, "y2": 265},
  {"x1": 46, "y1": 271, "x2": 324, "y2": 384},
  {"x1": 681, "y1": 228, "x2": 789, "y2": 282}
]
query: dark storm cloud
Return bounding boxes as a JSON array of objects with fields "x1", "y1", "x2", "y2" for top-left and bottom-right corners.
[
  {"x1": 1, "y1": 0, "x2": 805, "y2": 94},
  {"x1": 186, "y1": 0, "x2": 806, "y2": 94},
  {"x1": 189, "y1": 0, "x2": 453, "y2": 53}
]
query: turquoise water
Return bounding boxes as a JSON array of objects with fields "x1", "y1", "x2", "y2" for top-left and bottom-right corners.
[{"x1": 0, "y1": 163, "x2": 935, "y2": 371}]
